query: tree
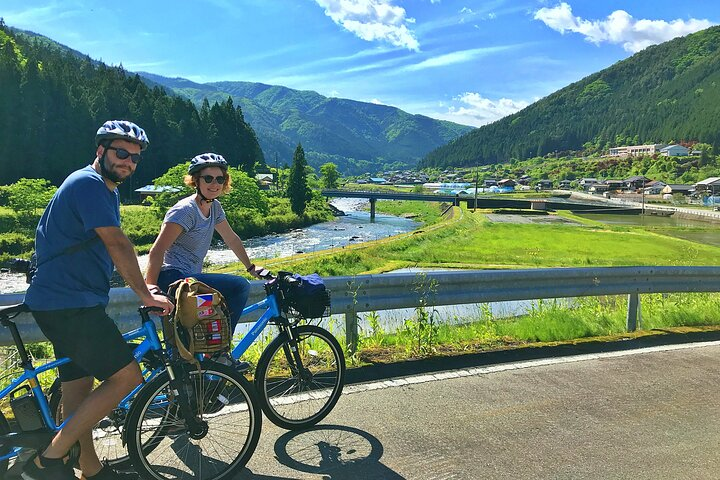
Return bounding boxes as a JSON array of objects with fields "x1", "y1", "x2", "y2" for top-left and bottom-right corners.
[
  {"x1": 222, "y1": 166, "x2": 269, "y2": 214},
  {"x1": 5, "y1": 178, "x2": 57, "y2": 217},
  {"x1": 694, "y1": 143, "x2": 713, "y2": 167},
  {"x1": 287, "y1": 143, "x2": 310, "y2": 215},
  {"x1": 320, "y1": 162, "x2": 340, "y2": 189}
]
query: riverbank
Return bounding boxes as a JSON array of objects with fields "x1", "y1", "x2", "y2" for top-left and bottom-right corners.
[{"x1": 232, "y1": 204, "x2": 720, "y2": 278}]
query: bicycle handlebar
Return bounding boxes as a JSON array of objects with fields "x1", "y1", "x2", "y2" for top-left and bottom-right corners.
[{"x1": 139, "y1": 305, "x2": 165, "y2": 323}]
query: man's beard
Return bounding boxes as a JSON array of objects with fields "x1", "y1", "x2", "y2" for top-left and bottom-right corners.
[{"x1": 101, "y1": 156, "x2": 133, "y2": 184}]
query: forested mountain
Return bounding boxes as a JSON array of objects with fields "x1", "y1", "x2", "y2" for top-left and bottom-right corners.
[
  {"x1": 422, "y1": 25, "x2": 720, "y2": 169},
  {"x1": 0, "y1": 24, "x2": 264, "y2": 198},
  {"x1": 138, "y1": 73, "x2": 473, "y2": 175}
]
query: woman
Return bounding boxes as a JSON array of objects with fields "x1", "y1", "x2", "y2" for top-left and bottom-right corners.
[{"x1": 145, "y1": 153, "x2": 261, "y2": 335}]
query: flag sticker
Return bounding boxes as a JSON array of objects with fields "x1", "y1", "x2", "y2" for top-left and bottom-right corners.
[
  {"x1": 196, "y1": 294, "x2": 214, "y2": 308},
  {"x1": 197, "y1": 307, "x2": 215, "y2": 318}
]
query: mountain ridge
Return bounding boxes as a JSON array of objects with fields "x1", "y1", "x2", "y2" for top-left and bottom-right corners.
[
  {"x1": 139, "y1": 72, "x2": 474, "y2": 174},
  {"x1": 421, "y1": 25, "x2": 720, "y2": 169}
]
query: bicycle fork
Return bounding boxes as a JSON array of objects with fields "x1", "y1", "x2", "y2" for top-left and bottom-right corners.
[
  {"x1": 281, "y1": 326, "x2": 311, "y2": 386},
  {"x1": 168, "y1": 364, "x2": 209, "y2": 439}
]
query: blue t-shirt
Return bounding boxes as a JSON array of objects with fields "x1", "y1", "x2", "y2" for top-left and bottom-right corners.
[{"x1": 24, "y1": 165, "x2": 120, "y2": 310}]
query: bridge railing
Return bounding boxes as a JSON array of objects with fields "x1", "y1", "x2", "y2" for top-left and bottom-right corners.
[{"x1": 1, "y1": 266, "x2": 719, "y2": 348}]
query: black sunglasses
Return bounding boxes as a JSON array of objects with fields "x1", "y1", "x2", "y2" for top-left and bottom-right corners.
[
  {"x1": 201, "y1": 175, "x2": 226, "y2": 185},
  {"x1": 106, "y1": 146, "x2": 142, "y2": 164}
]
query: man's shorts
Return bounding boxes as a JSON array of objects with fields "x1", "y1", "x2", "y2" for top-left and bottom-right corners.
[{"x1": 32, "y1": 306, "x2": 135, "y2": 382}]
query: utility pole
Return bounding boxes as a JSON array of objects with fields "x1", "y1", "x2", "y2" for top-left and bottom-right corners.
[
  {"x1": 274, "y1": 152, "x2": 279, "y2": 191},
  {"x1": 641, "y1": 183, "x2": 645, "y2": 215},
  {"x1": 473, "y1": 166, "x2": 479, "y2": 212}
]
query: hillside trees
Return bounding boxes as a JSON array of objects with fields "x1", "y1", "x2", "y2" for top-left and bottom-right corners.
[
  {"x1": 0, "y1": 25, "x2": 265, "y2": 198},
  {"x1": 422, "y1": 25, "x2": 720, "y2": 169}
]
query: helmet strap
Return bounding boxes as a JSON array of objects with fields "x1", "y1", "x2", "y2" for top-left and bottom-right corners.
[{"x1": 195, "y1": 188, "x2": 213, "y2": 204}]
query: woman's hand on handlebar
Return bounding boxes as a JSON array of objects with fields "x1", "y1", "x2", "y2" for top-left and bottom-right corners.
[{"x1": 249, "y1": 265, "x2": 273, "y2": 280}]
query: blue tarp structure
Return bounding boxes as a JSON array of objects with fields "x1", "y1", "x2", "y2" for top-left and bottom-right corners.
[{"x1": 702, "y1": 196, "x2": 720, "y2": 206}]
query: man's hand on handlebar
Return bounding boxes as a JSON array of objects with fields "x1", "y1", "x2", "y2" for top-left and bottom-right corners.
[{"x1": 144, "y1": 291, "x2": 174, "y2": 316}]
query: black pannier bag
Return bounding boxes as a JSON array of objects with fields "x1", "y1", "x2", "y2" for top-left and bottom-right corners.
[{"x1": 281, "y1": 272, "x2": 331, "y2": 318}]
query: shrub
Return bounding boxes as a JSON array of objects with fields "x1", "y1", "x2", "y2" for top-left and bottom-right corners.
[{"x1": 0, "y1": 232, "x2": 34, "y2": 256}]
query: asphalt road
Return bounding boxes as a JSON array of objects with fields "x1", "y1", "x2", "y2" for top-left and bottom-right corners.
[{"x1": 237, "y1": 340, "x2": 720, "y2": 479}]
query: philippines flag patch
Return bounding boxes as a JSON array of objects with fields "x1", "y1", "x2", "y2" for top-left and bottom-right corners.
[{"x1": 196, "y1": 294, "x2": 214, "y2": 308}]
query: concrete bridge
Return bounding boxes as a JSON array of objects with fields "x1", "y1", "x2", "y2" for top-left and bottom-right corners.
[{"x1": 322, "y1": 189, "x2": 638, "y2": 221}]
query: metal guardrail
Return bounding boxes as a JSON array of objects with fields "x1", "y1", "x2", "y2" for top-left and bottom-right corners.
[{"x1": 2, "y1": 266, "x2": 719, "y2": 348}]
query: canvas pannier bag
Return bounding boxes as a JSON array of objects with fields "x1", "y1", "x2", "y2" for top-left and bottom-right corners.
[{"x1": 166, "y1": 277, "x2": 232, "y2": 362}]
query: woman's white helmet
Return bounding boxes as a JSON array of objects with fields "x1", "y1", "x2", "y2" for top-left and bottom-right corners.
[
  {"x1": 188, "y1": 153, "x2": 228, "y2": 174},
  {"x1": 95, "y1": 120, "x2": 149, "y2": 150}
]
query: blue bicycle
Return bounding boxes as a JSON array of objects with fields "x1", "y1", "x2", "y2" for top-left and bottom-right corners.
[
  {"x1": 0, "y1": 303, "x2": 262, "y2": 480},
  {"x1": 49, "y1": 272, "x2": 345, "y2": 470}
]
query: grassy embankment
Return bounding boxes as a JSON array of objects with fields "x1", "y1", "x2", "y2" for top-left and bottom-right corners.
[{"x1": 215, "y1": 201, "x2": 720, "y2": 365}]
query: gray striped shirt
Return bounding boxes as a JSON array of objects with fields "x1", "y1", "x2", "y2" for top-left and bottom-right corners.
[{"x1": 161, "y1": 195, "x2": 226, "y2": 275}]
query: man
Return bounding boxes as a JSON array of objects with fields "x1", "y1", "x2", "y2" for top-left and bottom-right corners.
[{"x1": 22, "y1": 120, "x2": 173, "y2": 480}]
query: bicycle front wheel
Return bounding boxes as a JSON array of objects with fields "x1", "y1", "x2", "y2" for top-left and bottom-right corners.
[
  {"x1": 125, "y1": 362, "x2": 261, "y2": 480},
  {"x1": 255, "y1": 324, "x2": 345, "y2": 430}
]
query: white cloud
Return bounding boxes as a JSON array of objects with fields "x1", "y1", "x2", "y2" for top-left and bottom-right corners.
[
  {"x1": 314, "y1": 0, "x2": 420, "y2": 51},
  {"x1": 442, "y1": 93, "x2": 529, "y2": 127},
  {"x1": 400, "y1": 45, "x2": 514, "y2": 72},
  {"x1": 370, "y1": 98, "x2": 385, "y2": 104},
  {"x1": 534, "y1": 2, "x2": 714, "y2": 53}
]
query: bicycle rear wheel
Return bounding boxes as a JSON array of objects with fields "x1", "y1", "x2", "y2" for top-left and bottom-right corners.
[
  {"x1": 0, "y1": 411, "x2": 10, "y2": 474},
  {"x1": 125, "y1": 362, "x2": 261, "y2": 480},
  {"x1": 255, "y1": 324, "x2": 345, "y2": 430}
]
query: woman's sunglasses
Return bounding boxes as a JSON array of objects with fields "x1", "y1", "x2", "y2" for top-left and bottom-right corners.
[
  {"x1": 201, "y1": 175, "x2": 226, "y2": 185},
  {"x1": 106, "y1": 146, "x2": 142, "y2": 164}
]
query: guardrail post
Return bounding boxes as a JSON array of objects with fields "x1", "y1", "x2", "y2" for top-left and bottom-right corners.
[
  {"x1": 345, "y1": 310, "x2": 359, "y2": 354},
  {"x1": 627, "y1": 293, "x2": 641, "y2": 332}
]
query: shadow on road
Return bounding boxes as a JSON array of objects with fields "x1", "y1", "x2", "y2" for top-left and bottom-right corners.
[{"x1": 263, "y1": 424, "x2": 404, "y2": 480}]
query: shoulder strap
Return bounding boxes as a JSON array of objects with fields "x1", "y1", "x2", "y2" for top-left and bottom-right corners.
[{"x1": 36, "y1": 235, "x2": 101, "y2": 268}]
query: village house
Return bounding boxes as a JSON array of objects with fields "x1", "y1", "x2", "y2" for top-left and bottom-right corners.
[
  {"x1": 643, "y1": 180, "x2": 667, "y2": 194},
  {"x1": 624, "y1": 175, "x2": 649, "y2": 190},
  {"x1": 483, "y1": 178, "x2": 498, "y2": 187},
  {"x1": 608, "y1": 144, "x2": 666, "y2": 157},
  {"x1": 134, "y1": 185, "x2": 181, "y2": 202},
  {"x1": 579, "y1": 178, "x2": 599, "y2": 191},
  {"x1": 603, "y1": 179, "x2": 625, "y2": 191},
  {"x1": 662, "y1": 184, "x2": 694, "y2": 196},
  {"x1": 535, "y1": 179, "x2": 553, "y2": 190},
  {"x1": 693, "y1": 177, "x2": 720, "y2": 195},
  {"x1": 660, "y1": 145, "x2": 690, "y2": 157}
]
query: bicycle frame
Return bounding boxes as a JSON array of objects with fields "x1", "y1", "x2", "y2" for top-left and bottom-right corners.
[
  {"x1": 0, "y1": 308, "x2": 164, "y2": 464},
  {"x1": 230, "y1": 290, "x2": 283, "y2": 360}
]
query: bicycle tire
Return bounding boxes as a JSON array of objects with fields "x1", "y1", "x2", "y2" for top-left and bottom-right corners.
[
  {"x1": 0, "y1": 411, "x2": 10, "y2": 474},
  {"x1": 125, "y1": 361, "x2": 261, "y2": 480},
  {"x1": 255, "y1": 324, "x2": 345, "y2": 430}
]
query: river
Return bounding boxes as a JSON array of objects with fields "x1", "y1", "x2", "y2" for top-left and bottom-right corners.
[{"x1": 0, "y1": 198, "x2": 419, "y2": 294}]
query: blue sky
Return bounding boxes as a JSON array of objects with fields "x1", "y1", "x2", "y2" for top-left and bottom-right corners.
[{"x1": 3, "y1": 1, "x2": 719, "y2": 127}]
